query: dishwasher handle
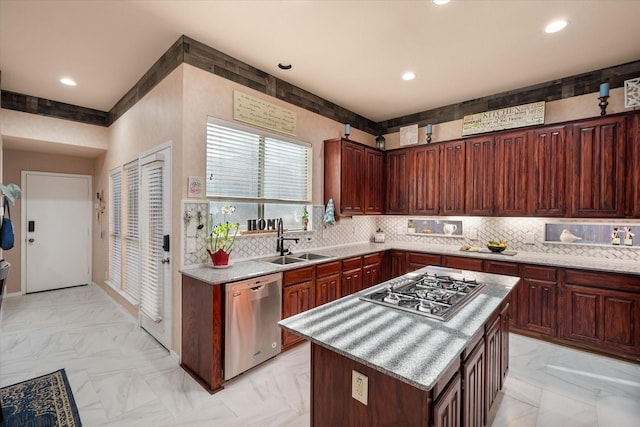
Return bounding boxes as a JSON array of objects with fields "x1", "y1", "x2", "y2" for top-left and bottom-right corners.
[{"x1": 250, "y1": 285, "x2": 265, "y2": 292}]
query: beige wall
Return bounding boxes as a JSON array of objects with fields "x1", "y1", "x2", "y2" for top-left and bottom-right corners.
[{"x1": 1, "y1": 149, "x2": 95, "y2": 294}]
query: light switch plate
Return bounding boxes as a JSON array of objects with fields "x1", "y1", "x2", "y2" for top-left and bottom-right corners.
[
  {"x1": 525, "y1": 232, "x2": 535, "y2": 244},
  {"x1": 186, "y1": 237, "x2": 196, "y2": 254},
  {"x1": 351, "y1": 370, "x2": 368, "y2": 405},
  {"x1": 467, "y1": 228, "x2": 478, "y2": 241}
]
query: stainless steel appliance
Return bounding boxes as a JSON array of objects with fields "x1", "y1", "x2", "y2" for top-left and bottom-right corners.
[
  {"x1": 225, "y1": 272, "x2": 282, "y2": 380},
  {"x1": 361, "y1": 268, "x2": 485, "y2": 320}
]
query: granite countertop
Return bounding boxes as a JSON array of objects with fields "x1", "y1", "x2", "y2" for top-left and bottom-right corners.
[
  {"x1": 179, "y1": 241, "x2": 640, "y2": 286},
  {"x1": 278, "y1": 266, "x2": 519, "y2": 391}
]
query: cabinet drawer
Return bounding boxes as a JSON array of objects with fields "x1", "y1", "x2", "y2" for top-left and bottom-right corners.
[
  {"x1": 443, "y1": 256, "x2": 484, "y2": 272},
  {"x1": 485, "y1": 260, "x2": 519, "y2": 276},
  {"x1": 316, "y1": 260, "x2": 341, "y2": 278},
  {"x1": 342, "y1": 256, "x2": 363, "y2": 271},
  {"x1": 283, "y1": 266, "x2": 315, "y2": 286},
  {"x1": 407, "y1": 252, "x2": 441, "y2": 266},
  {"x1": 521, "y1": 265, "x2": 557, "y2": 281},
  {"x1": 564, "y1": 269, "x2": 640, "y2": 293},
  {"x1": 363, "y1": 252, "x2": 383, "y2": 266}
]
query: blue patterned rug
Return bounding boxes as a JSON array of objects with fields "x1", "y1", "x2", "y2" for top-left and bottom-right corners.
[{"x1": 0, "y1": 369, "x2": 82, "y2": 426}]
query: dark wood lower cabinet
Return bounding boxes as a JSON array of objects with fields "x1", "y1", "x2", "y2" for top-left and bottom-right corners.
[
  {"x1": 282, "y1": 267, "x2": 315, "y2": 349},
  {"x1": 391, "y1": 250, "x2": 407, "y2": 277},
  {"x1": 341, "y1": 256, "x2": 363, "y2": 297},
  {"x1": 407, "y1": 251, "x2": 441, "y2": 272},
  {"x1": 315, "y1": 261, "x2": 341, "y2": 307},
  {"x1": 463, "y1": 338, "x2": 486, "y2": 427},
  {"x1": 500, "y1": 302, "x2": 511, "y2": 387},
  {"x1": 485, "y1": 317, "x2": 501, "y2": 420},
  {"x1": 442, "y1": 255, "x2": 484, "y2": 272},
  {"x1": 362, "y1": 253, "x2": 383, "y2": 289},
  {"x1": 433, "y1": 374, "x2": 462, "y2": 427},
  {"x1": 181, "y1": 275, "x2": 224, "y2": 393}
]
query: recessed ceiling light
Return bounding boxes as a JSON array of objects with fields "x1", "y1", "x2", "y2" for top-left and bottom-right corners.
[
  {"x1": 402, "y1": 72, "x2": 416, "y2": 81},
  {"x1": 545, "y1": 20, "x2": 567, "y2": 33},
  {"x1": 59, "y1": 77, "x2": 76, "y2": 86},
  {"x1": 278, "y1": 63, "x2": 292, "y2": 70},
  {"x1": 433, "y1": 0, "x2": 450, "y2": 5}
]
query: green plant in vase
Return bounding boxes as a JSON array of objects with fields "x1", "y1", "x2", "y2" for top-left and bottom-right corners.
[{"x1": 208, "y1": 205, "x2": 240, "y2": 266}]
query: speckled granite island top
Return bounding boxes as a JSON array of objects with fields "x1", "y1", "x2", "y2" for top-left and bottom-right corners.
[{"x1": 278, "y1": 266, "x2": 519, "y2": 391}]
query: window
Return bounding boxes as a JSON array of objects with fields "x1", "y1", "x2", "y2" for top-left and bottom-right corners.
[
  {"x1": 206, "y1": 118, "x2": 311, "y2": 230},
  {"x1": 109, "y1": 169, "x2": 122, "y2": 287}
]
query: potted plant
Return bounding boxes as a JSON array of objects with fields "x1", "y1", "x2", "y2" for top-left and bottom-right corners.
[{"x1": 207, "y1": 205, "x2": 240, "y2": 266}]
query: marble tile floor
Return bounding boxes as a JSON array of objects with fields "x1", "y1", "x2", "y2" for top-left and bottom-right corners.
[{"x1": 1, "y1": 284, "x2": 638, "y2": 426}]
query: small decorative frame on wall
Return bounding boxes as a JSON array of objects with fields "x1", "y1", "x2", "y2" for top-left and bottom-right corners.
[
  {"x1": 624, "y1": 77, "x2": 640, "y2": 108},
  {"x1": 188, "y1": 176, "x2": 204, "y2": 198}
]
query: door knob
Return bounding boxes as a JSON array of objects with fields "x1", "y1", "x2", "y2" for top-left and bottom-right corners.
[
  {"x1": 161, "y1": 258, "x2": 170, "y2": 264},
  {"x1": 28, "y1": 238, "x2": 35, "y2": 243}
]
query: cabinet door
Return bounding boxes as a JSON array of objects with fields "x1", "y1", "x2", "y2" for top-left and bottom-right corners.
[
  {"x1": 500, "y1": 303, "x2": 510, "y2": 387},
  {"x1": 485, "y1": 317, "x2": 501, "y2": 418},
  {"x1": 410, "y1": 145, "x2": 440, "y2": 215},
  {"x1": 531, "y1": 125, "x2": 567, "y2": 216},
  {"x1": 628, "y1": 112, "x2": 640, "y2": 217},
  {"x1": 341, "y1": 141, "x2": 365, "y2": 214},
  {"x1": 407, "y1": 252, "x2": 441, "y2": 272},
  {"x1": 433, "y1": 374, "x2": 461, "y2": 427},
  {"x1": 365, "y1": 148, "x2": 384, "y2": 214},
  {"x1": 463, "y1": 339, "x2": 486, "y2": 427},
  {"x1": 362, "y1": 264, "x2": 381, "y2": 289},
  {"x1": 385, "y1": 149, "x2": 410, "y2": 214},
  {"x1": 341, "y1": 269, "x2": 362, "y2": 297},
  {"x1": 521, "y1": 277, "x2": 557, "y2": 335},
  {"x1": 391, "y1": 250, "x2": 407, "y2": 277},
  {"x1": 559, "y1": 283, "x2": 639, "y2": 356},
  {"x1": 465, "y1": 136, "x2": 495, "y2": 216},
  {"x1": 570, "y1": 117, "x2": 626, "y2": 217},
  {"x1": 440, "y1": 141, "x2": 466, "y2": 215},
  {"x1": 316, "y1": 273, "x2": 341, "y2": 307},
  {"x1": 282, "y1": 281, "x2": 315, "y2": 347},
  {"x1": 442, "y1": 256, "x2": 483, "y2": 272},
  {"x1": 496, "y1": 130, "x2": 530, "y2": 216}
]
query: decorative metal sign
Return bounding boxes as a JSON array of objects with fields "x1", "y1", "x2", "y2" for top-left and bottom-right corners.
[
  {"x1": 233, "y1": 91, "x2": 297, "y2": 136},
  {"x1": 462, "y1": 101, "x2": 545, "y2": 136},
  {"x1": 624, "y1": 77, "x2": 640, "y2": 108}
]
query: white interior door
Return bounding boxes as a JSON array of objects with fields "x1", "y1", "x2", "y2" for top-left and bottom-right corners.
[
  {"x1": 138, "y1": 146, "x2": 172, "y2": 350},
  {"x1": 23, "y1": 172, "x2": 91, "y2": 293}
]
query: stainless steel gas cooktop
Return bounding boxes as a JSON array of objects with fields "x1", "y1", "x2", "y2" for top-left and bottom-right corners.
[{"x1": 360, "y1": 271, "x2": 486, "y2": 321}]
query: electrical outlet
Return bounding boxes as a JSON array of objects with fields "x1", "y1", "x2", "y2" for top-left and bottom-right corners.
[
  {"x1": 186, "y1": 237, "x2": 196, "y2": 253},
  {"x1": 525, "y1": 232, "x2": 535, "y2": 245},
  {"x1": 468, "y1": 228, "x2": 478, "y2": 241},
  {"x1": 351, "y1": 370, "x2": 368, "y2": 405}
]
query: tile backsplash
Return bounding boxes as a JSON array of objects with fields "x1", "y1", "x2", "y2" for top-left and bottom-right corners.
[{"x1": 182, "y1": 200, "x2": 640, "y2": 267}]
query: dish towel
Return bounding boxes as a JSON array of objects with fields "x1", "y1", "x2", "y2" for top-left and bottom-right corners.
[{"x1": 323, "y1": 198, "x2": 336, "y2": 225}]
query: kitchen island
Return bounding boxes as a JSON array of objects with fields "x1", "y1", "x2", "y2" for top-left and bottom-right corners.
[{"x1": 279, "y1": 266, "x2": 518, "y2": 427}]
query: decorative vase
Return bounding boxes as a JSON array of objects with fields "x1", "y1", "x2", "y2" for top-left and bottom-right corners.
[{"x1": 208, "y1": 248, "x2": 230, "y2": 266}]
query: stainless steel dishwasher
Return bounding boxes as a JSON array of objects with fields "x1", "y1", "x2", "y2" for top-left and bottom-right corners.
[{"x1": 224, "y1": 272, "x2": 282, "y2": 380}]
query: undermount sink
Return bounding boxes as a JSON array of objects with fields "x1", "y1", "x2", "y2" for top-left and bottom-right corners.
[
  {"x1": 262, "y1": 256, "x2": 306, "y2": 265},
  {"x1": 292, "y1": 252, "x2": 333, "y2": 261}
]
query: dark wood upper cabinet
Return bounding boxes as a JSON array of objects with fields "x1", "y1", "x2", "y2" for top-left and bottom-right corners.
[
  {"x1": 409, "y1": 144, "x2": 440, "y2": 215},
  {"x1": 440, "y1": 140, "x2": 466, "y2": 215},
  {"x1": 570, "y1": 116, "x2": 626, "y2": 217},
  {"x1": 385, "y1": 148, "x2": 410, "y2": 214},
  {"x1": 628, "y1": 112, "x2": 640, "y2": 217},
  {"x1": 496, "y1": 130, "x2": 530, "y2": 216},
  {"x1": 324, "y1": 138, "x2": 383, "y2": 216},
  {"x1": 465, "y1": 136, "x2": 495, "y2": 215},
  {"x1": 531, "y1": 125, "x2": 567, "y2": 216}
]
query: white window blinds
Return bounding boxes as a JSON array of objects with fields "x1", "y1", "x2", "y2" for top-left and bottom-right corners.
[
  {"x1": 206, "y1": 119, "x2": 310, "y2": 202},
  {"x1": 139, "y1": 162, "x2": 164, "y2": 322},
  {"x1": 124, "y1": 161, "x2": 140, "y2": 303},
  {"x1": 110, "y1": 169, "x2": 122, "y2": 287}
]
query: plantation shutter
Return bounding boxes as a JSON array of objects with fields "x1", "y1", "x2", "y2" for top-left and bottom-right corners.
[
  {"x1": 206, "y1": 118, "x2": 310, "y2": 202},
  {"x1": 124, "y1": 161, "x2": 140, "y2": 302},
  {"x1": 110, "y1": 169, "x2": 122, "y2": 287},
  {"x1": 139, "y1": 160, "x2": 164, "y2": 322}
]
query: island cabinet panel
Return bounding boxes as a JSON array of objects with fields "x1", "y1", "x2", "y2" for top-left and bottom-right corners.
[
  {"x1": 315, "y1": 261, "x2": 341, "y2": 307},
  {"x1": 432, "y1": 373, "x2": 462, "y2": 427},
  {"x1": 496, "y1": 130, "x2": 530, "y2": 216},
  {"x1": 181, "y1": 276, "x2": 224, "y2": 393},
  {"x1": 485, "y1": 316, "x2": 501, "y2": 420},
  {"x1": 442, "y1": 255, "x2": 483, "y2": 272},
  {"x1": 500, "y1": 302, "x2": 511, "y2": 387},
  {"x1": 311, "y1": 343, "x2": 431, "y2": 427},
  {"x1": 391, "y1": 250, "x2": 407, "y2": 277},
  {"x1": 282, "y1": 267, "x2": 315, "y2": 349},
  {"x1": 440, "y1": 141, "x2": 466, "y2": 215},
  {"x1": 365, "y1": 148, "x2": 385, "y2": 214},
  {"x1": 407, "y1": 252, "x2": 441, "y2": 272},
  {"x1": 410, "y1": 144, "x2": 440, "y2": 215},
  {"x1": 570, "y1": 116, "x2": 626, "y2": 217},
  {"x1": 362, "y1": 252, "x2": 383, "y2": 289},
  {"x1": 559, "y1": 269, "x2": 640, "y2": 357},
  {"x1": 628, "y1": 112, "x2": 640, "y2": 217},
  {"x1": 324, "y1": 138, "x2": 383, "y2": 216},
  {"x1": 462, "y1": 338, "x2": 486, "y2": 427},
  {"x1": 341, "y1": 256, "x2": 363, "y2": 297},
  {"x1": 385, "y1": 149, "x2": 410, "y2": 214},
  {"x1": 465, "y1": 136, "x2": 496, "y2": 216},
  {"x1": 531, "y1": 125, "x2": 567, "y2": 216},
  {"x1": 517, "y1": 265, "x2": 557, "y2": 336}
]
